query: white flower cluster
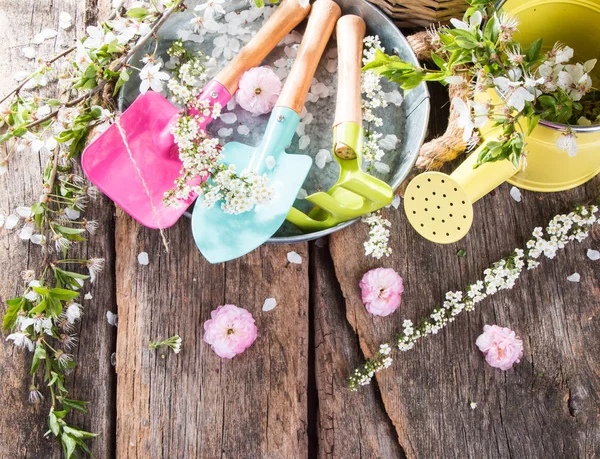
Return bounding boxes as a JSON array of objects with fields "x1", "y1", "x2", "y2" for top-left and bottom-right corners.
[
  {"x1": 362, "y1": 212, "x2": 392, "y2": 259},
  {"x1": 349, "y1": 203, "x2": 599, "y2": 390},
  {"x1": 202, "y1": 165, "x2": 274, "y2": 215}
]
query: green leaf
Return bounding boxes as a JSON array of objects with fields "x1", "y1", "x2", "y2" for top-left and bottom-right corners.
[
  {"x1": 29, "y1": 299, "x2": 47, "y2": 315},
  {"x1": 126, "y1": 7, "x2": 150, "y2": 19},
  {"x1": 54, "y1": 267, "x2": 90, "y2": 280},
  {"x1": 3, "y1": 297, "x2": 25, "y2": 331},
  {"x1": 527, "y1": 38, "x2": 543, "y2": 63},
  {"x1": 61, "y1": 433, "x2": 77, "y2": 458},
  {"x1": 483, "y1": 13, "x2": 500, "y2": 42},
  {"x1": 63, "y1": 425, "x2": 98, "y2": 439},
  {"x1": 53, "y1": 224, "x2": 86, "y2": 236},
  {"x1": 431, "y1": 52, "x2": 447, "y2": 70},
  {"x1": 457, "y1": 249, "x2": 468, "y2": 257},
  {"x1": 48, "y1": 411, "x2": 61, "y2": 436},
  {"x1": 31, "y1": 344, "x2": 47, "y2": 375},
  {"x1": 49, "y1": 288, "x2": 80, "y2": 301},
  {"x1": 455, "y1": 36, "x2": 478, "y2": 49},
  {"x1": 254, "y1": 0, "x2": 265, "y2": 6},
  {"x1": 527, "y1": 114, "x2": 541, "y2": 136},
  {"x1": 60, "y1": 398, "x2": 89, "y2": 413}
]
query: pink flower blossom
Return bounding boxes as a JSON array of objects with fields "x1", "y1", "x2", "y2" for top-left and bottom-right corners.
[
  {"x1": 359, "y1": 268, "x2": 404, "y2": 317},
  {"x1": 476, "y1": 324, "x2": 523, "y2": 370},
  {"x1": 235, "y1": 66, "x2": 282, "y2": 116},
  {"x1": 203, "y1": 304, "x2": 258, "y2": 359}
]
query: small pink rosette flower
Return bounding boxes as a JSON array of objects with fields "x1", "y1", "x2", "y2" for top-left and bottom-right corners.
[
  {"x1": 235, "y1": 66, "x2": 282, "y2": 116},
  {"x1": 359, "y1": 268, "x2": 404, "y2": 317},
  {"x1": 203, "y1": 304, "x2": 258, "y2": 359},
  {"x1": 476, "y1": 324, "x2": 523, "y2": 370}
]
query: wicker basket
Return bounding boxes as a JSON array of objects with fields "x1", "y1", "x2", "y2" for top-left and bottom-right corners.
[{"x1": 367, "y1": 0, "x2": 468, "y2": 28}]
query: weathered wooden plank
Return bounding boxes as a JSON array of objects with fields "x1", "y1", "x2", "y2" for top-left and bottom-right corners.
[
  {"x1": 115, "y1": 212, "x2": 310, "y2": 458},
  {"x1": 0, "y1": 1, "x2": 117, "y2": 458},
  {"x1": 311, "y1": 242, "x2": 406, "y2": 458},
  {"x1": 329, "y1": 151, "x2": 600, "y2": 459}
]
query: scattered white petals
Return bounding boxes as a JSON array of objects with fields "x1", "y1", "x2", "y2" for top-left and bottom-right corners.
[
  {"x1": 32, "y1": 28, "x2": 58, "y2": 44},
  {"x1": 262, "y1": 298, "x2": 277, "y2": 312},
  {"x1": 287, "y1": 251, "x2": 302, "y2": 264},
  {"x1": 374, "y1": 162, "x2": 390, "y2": 174},
  {"x1": 5, "y1": 214, "x2": 19, "y2": 230},
  {"x1": 470, "y1": 401, "x2": 477, "y2": 410},
  {"x1": 106, "y1": 311, "x2": 118, "y2": 327},
  {"x1": 226, "y1": 98, "x2": 237, "y2": 111},
  {"x1": 510, "y1": 186, "x2": 522, "y2": 202},
  {"x1": 306, "y1": 93, "x2": 319, "y2": 103},
  {"x1": 59, "y1": 12, "x2": 73, "y2": 30},
  {"x1": 298, "y1": 135, "x2": 310, "y2": 150},
  {"x1": 384, "y1": 90, "x2": 404, "y2": 106},
  {"x1": 295, "y1": 122, "x2": 306, "y2": 136},
  {"x1": 567, "y1": 273, "x2": 580, "y2": 282},
  {"x1": 326, "y1": 47, "x2": 338, "y2": 59},
  {"x1": 265, "y1": 156, "x2": 276, "y2": 170},
  {"x1": 220, "y1": 112, "x2": 237, "y2": 124},
  {"x1": 315, "y1": 149, "x2": 332, "y2": 169},
  {"x1": 392, "y1": 194, "x2": 401, "y2": 209},
  {"x1": 0, "y1": 214, "x2": 4, "y2": 228},
  {"x1": 303, "y1": 113, "x2": 314, "y2": 125},
  {"x1": 22, "y1": 47, "x2": 36, "y2": 59},
  {"x1": 138, "y1": 252, "x2": 149, "y2": 265},
  {"x1": 297, "y1": 188, "x2": 308, "y2": 200},
  {"x1": 587, "y1": 249, "x2": 600, "y2": 261},
  {"x1": 84, "y1": 292, "x2": 93, "y2": 300},
  {"x1": 274, "y1": 57, "x2": 288, "y2": 68},
  {"x1": 218, "y1": 127, "x2": 233, "y2": 137},
  {"x1": 237, "y1": 124, "x2": 250, "y2": 136},
  {"x1": 379, "y1": 134, "x2": 398, "y2": 151}
]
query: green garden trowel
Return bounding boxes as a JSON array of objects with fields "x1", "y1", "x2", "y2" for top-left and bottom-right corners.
[
  {"x1": 191, "y1": 0, "x2": 341, "y2": 263},
  {"x1": 286, "y1": 15, "x2": 394, "y2": 232}
]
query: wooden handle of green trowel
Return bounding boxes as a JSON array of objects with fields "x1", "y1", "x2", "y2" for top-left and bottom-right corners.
[
  {"x1": 214, "y1": 0, "x2": 311, "y2": 94},
  {"x1": 334, "y1": 15, "x2": 365, "y2": 159},
  {"x1": 277, "y1": 0, "x2": 341, "y2": 115}
]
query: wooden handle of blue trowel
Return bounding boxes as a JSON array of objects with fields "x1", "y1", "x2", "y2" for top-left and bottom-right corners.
[
  {"x1": 334, "y1": 15, "x2": 366, "y2": 159},
  {"x1": 214, "y1": 0, "x2": 311, "y2": 94},
  {"x1": 276, "y1": 0, "x2": 341, "y2": 115}
]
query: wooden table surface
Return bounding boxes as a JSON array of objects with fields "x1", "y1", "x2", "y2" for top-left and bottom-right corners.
[{"x1": 1, "y1": 1, "x2": 599, "y2": 458}]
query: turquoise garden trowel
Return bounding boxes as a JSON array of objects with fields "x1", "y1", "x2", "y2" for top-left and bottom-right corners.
[{"x1": 192, "y1": 0, "x2": 341, "y2": 263}]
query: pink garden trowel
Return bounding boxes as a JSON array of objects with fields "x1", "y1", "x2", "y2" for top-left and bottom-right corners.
[{"x1": 81, "y1": 0, "x2": 310, "y2": 229}]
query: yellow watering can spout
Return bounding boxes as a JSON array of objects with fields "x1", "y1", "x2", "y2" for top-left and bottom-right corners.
[{"x1": 404, "y1": 146, "x2": 520, "y2": 244}]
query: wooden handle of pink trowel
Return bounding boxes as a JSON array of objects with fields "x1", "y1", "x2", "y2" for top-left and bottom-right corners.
[
  {"x1": 333, "y1": 15, "x2": 366, "y2": 159},
  {"x1": 214, "y1": 0, "x2": 311, "y2": 94},
  {"x1": 276, "y1": 0, "x2": 341, "y2": 115}
]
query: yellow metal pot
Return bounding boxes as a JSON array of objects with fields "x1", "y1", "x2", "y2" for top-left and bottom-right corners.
[
  {"x1": 404, "y1": 0, "x2": 600, "y2": 244},
  {"x1": 501, "y1": 0, "x2": 600, "y2": 191}
]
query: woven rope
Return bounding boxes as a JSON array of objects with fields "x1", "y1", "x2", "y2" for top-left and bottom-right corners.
[
  {"x1": 367, "y1": 0, "x2": 468, "y2": 27},
  {"x1": 405, "y1": 30, "x2": 469, "y2": 171}
]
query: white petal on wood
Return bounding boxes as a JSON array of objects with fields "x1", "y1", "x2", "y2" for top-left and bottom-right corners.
[
  {"x1": 106, "y1": 311, "x2": 118, "y2": 326},
  {"x1": 287, "y1": 251, "x2": 302, "y2": 264},
  {"x1": 59, "y1": 12, "x2": 73, "y2": 30},
  {"x1": 0, "y1": 214, "x2": 4, "y2": 228},
  {"x1": 567, "y1": 273, "x2": 580, "y2": 282},
  {"x1": 392, "y1": 194, "x2": 401, "y2": 209},
  {"x1": 326, "y1": 59, "x2": 337, "y2": 73},
  {"x1": 5, "y1": 214, "x2": 19, "y2": 230},
  {"x1": 138, "y1": 252, "x2": 149, "y2": 265},
  {"x1": 510, "y1": 186, "x2": 522, "y2": 202},
  {"x1": 262, "y1": 298, "x2": 277, "y2": 312},
  {"x1": 587, "y1": 249, "x2": 600, "y2": 261},
  {"x1": 22, "y1": 47, "x2": 36, "y2": 59},
  {"x1": 32, "y1": 28, "x2": 58, "y2": 44}
]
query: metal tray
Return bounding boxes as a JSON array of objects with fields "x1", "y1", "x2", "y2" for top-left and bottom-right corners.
[{"x1": 119, "y1": 0, "x2": 429, "y2": 243}]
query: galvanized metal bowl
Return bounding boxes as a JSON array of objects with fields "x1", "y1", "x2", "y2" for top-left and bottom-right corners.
[{"x1": 119, "y1": 0, "x2": 429, "y2": 243}]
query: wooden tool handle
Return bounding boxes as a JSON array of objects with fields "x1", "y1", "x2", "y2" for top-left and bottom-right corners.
[
  {"x1": 214, "y1": 0, "x2": 311, "y2": 94},
  {"x1": 334, "y1": 15, "x2": 366, "y2": 126},
  {"x1": 277, "y1": 0, "x2": 341, "y2": 115}
]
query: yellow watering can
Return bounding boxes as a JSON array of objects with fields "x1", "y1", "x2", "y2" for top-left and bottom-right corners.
[{"x1": 404, "y1": 0, "x2": 600, "y2": 244}]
